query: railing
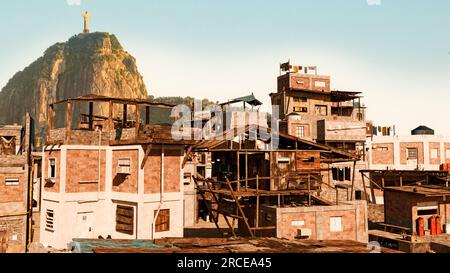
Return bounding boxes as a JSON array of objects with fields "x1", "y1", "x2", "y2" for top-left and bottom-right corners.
[{"x1": 195, "y1": 173, "x2": 341, "y2": 206}]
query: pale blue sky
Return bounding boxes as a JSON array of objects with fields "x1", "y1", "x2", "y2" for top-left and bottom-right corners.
[{"x1": 1, "y1": 0, "x2": 450, "y2": 134}]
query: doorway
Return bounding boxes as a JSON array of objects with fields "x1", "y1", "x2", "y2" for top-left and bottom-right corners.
[{"x1": 77, "y1": 212, "x2": 94, "y2": 239}]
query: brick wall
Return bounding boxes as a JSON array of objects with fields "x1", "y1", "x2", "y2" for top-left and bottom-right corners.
[
  {"x1": 385, "y1": 189, "x2": 450, "y2": 232},
  {"x1": 445, "y1": 143, "x2": 450, "y2": 163},
  {"x1": 384, "y1": 190, "x2": 413, "y2": 228},
  {"x1": 0, "y1": 173, "x2": 24, "y2": 203},
  {"x1": 144, "y1": 147, "x2": 182, "y2": 194},
  {"x1": 112, "y1": 149, "x2": 139, "y2": 193},
  {"x1": 66, "y1": 149, "x2": 106, "y2": 193},
  {"x1": 288, "y1": 122, "x2": 310, "y2": 138},
  {"x1": 266, "y1": 201, "x2": 367, "y2": 243},
  {"x1": 43, "y1": 150, "x2": 60, "y2": 193},
  {"x1": 429, "y1": 142, "x2": 441, "y2": 165},
  {"x1": 372, "y1": 143, "x2": 394, "y2": 165},
  {"x1": 400, "y1": 142, "x2": 424, "y2": 165}
]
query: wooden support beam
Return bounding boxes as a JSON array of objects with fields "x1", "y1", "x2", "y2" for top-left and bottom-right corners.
[
  {"x1": 308, "y1": 175, "x2": 312, "y2": 206},
  {"x1": 140, "y1": 144, "x2": 153, "y2": 169},
  {"x1": 182, "y1": 145, "x2": 193, "y2": 169},
  {"x1": 204, "y1": 177, "x2": 236, "y2": 238},
  {"x1": 123, "y1": 104, "x2": 128, "y2": 127},
  {"x1": 145, "y1": 106, "x2": 150, "y2": 125},
  {"x1": 88, "y1": 101, "x2": 94, "y2": 130},
  {"x1": 65, "y1": 101, "x2": 72, "y2": 141},
  {"x1": 361, "y1": 172, "x2": 369, "y2": 203},
  {"x1": 225, "y1": 178, "x2": 255, "y2": 238},
  {"x1": 135, "y1": 104, "x2": 140, "y2": 137},
  {"x1": 236, "y1": 151, "x2": 240, "y2": 192},
  {"x1": 108, "y1": 101, "x2": 114, "y2": 131},
  {"x1": 245, "y1": 150, "x2": 248, "y2": 192},
  {"x1": 256, "y1": 175, "x2": 260, "y2": 237},
  {"x1": 193, "y1": 176, "x2": 225, "y2": 238},
  {"x1": 350, "y1": 160, "x2": 357, "y2": 201}
]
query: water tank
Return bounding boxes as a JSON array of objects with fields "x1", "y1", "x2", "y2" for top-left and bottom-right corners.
[{"x1": 411, "y1": 126, "x2": 434, "y2": 136}]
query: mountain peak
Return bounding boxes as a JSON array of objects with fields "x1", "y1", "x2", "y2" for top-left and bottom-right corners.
[{"x1": 0, "y1": 33, "x2": 148, "y2": 143}]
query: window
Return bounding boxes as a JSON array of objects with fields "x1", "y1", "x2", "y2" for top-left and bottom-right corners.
[
  {"x1": 117, "y1": 158, "x2": 131, "y2": 174},
  {"x1": 296, "y1": 126, "x2": 305, "y2": 138},
  {"x1": 417, "y1": 209, "x2": 438, "y2": 216},
  {"x1": 5, "y1": 178, "x2": 19, "y2": 186},
  {"x1": 417, "y1": 206, "x2": 438, "y2": 216},
  {"x1": 116, "y1": 205, "x2": 134, "y2": 235},
  {"x1": 277, "y1": 157, "x2": 290, "y2": 164},
  {"x1": 48, "y1": 158, "x2": 56, "y2": 179},
  {"x1": 155, "y1": 209, "x2": 170, "y2": 232},
  {"x1": 293, "y1": 107, "x2": 308, "y2": 113},
  {"x1": 407, "y1": 148, "x2": 418, "y2": 160},
  {"x1": 355, "y1": 190, "x2": 363, "y2": 200},
  {"x1": 291, "y1": 220, "x2": 305, "y2": 227},
  {"x1": 314, "y1": 105, "x2": 328, "y2": 116},
  {"x1": 302, "y1": 156, "x2": 315, "y2": 163},
  {"x1": 446, "y1": 149, "x2": 450, "y2": 159},
  {"x1": 376, "y1": 147, "x2": 389, "y2": 152},
  {"x1": 330, "y1": 216, "x2": 343, "y2": 232},
  {"x1": 315, "y1": 81, "x2": 326, "y2": 88},
  {"x1": 431, "y1": 149, "x2": 438, "y2": 159},
  {"x1": 45, "y1": 209, "x2": 55, "y2": 232},
  {"x1": 200, "y1": 154, "x2": 207, "y2": 164},
  {"x1": 293, "y1": 97, "x2": 307, "y2": 103},
  {"x1": 357, "y1": 112, "x2": 364, "y2": 121},
  {"x1": 332, "y1": 167, "x2": 351, "y2": 182}
]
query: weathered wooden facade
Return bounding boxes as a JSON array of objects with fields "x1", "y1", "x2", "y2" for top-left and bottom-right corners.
[{"x1": 192, "y1": 126, "x2": 363, "y2": 239}]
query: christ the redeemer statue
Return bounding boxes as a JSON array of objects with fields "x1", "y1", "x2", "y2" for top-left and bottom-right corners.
[{"x1": 82, "y1": 11, "x2": 90, "y2": 33}]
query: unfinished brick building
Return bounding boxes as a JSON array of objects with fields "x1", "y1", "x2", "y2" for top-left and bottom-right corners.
[
  {"x1": 192, "y1": 126, "x2": 368, "y2": 243},
  {"x1": 270, "y1": 63, "x2": 368, "y2": 203},
  {"x1": 40, "y1": 95, "x2": 195, "y2": 250},
  {"x1": 384, "y1": 186, "x2": 450, "y2": 235},
  {"x1": 0, "y1": 114, "x2": 32, "y2": 253},
  {"x1": 368, "y1": 125, "x2": 450, "y2": 171}
]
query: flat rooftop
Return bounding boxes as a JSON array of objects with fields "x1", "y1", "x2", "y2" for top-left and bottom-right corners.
[
  {"x1": 72, "y1": 238, "x2": 400, "y2": 253},
  {"x1": 385, "y1": 185, "x2": 450, "y2": 197}
]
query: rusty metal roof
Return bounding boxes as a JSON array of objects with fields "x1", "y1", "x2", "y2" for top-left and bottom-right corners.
[
  {"x1": 50, "y1": 94, "x2": 175, "y2": 108},
  {"x1": 385, "y1": 185, "x2": 450, "y2": 197},
  {"x1": 193, "y1": 125, "x2": 357, "y2": 160}
]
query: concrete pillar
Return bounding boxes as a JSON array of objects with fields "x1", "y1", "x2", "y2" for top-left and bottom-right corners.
[
  {"x1": 393, "y1": 137, "x2": 401, "y2": 168},
  {"x1": 423, "y1": 138, "x2": 430, "y2": 170}
]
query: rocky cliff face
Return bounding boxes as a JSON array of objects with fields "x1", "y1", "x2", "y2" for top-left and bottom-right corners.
[{"x1": 0, "y1": 32, "x2": 148, "y2": 141}]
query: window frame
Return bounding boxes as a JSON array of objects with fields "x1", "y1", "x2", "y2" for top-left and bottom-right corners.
[
  {"x1": 45, "y1": 209, "x2": 55, "y2": 232},
  {"x1": 155, "y1": 209, "x2": 170, "y2": 233},
  {"x1": 314, "y1": 105, "x2": 328, "y2": 116},
  {"x1": 431, "y1": 148, "x2": 438, "y2": 159},
  {"x1": 5, "y1": 178, "x2": 19, "y2": 186},
  {"x1": 48, "y1": 158, "x2": 57, "y2": 180},
  {"x1": 330, "y1": 216, "x2": 343, "y2": 232},
  {"x1": 116, "y1": 205, "x2": 135, "y2": 235},
  {"x1": 296, "y1": 126, "x2": 305, "y2": 138},
  {"x1": 117, "y1": 157, "x2": 132, "y2": 174},
  {"x1": 407, "y1": 148, "x2": 418, "y2": 160}
]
